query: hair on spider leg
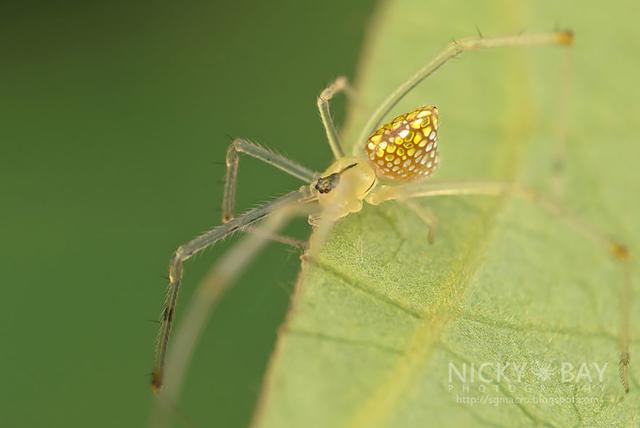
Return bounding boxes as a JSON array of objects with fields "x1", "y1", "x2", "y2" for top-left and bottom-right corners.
[
  {"x1": 475, "y1": 25, "x2": 484, "y2": 39},
  {"x1": 161, "y1": 306, "x2": 174, "y2": 324}
]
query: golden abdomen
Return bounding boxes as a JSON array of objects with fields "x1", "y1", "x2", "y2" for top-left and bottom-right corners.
[{"x1": 365, "y1": 105, "x2": 440, "y2": 181}]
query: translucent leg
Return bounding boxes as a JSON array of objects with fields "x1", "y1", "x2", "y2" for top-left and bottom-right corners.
[
  {"x1": 149, "y1": 198, "x2": 313, "y2": 427},
  {"x1": 243, "y1": 226, "x2": 307, "y2": 250},
  {"x1": 151, "y1": 186, "x2": 315, "y2": 394},
  {"x1": 398, "y1": 199, "x2": 438, "y2": 244},
  {"x1": 223, "y1": 138, "x2": 317, "y2": 222},
  {"x1": 317, "y1": 76, "x2": 353, "y2": 159},
  {"x1": 306, "y1": 209, "x2": 341, "y2": 258},
  {"x1": 356, "y1": 31, "x2": 574, "y2": 145},
  {"x1": 223, "y1": 138, "x2": 315, "y2": 248},
  {"x1": 150, "y1": 196, "x2": 314, "y2": 428},
  {"x1": 368, "y1": 180, "x2": 632, "y2": 392}
]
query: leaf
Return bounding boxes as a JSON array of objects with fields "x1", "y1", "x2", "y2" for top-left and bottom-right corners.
[{"x1": 252, "y1": 1, "x2": 640, "y2": 427}]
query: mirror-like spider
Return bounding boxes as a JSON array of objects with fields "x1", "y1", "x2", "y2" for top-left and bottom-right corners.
[{"x1": 150, "y1": 31, "x2": 632, "y2": 415}]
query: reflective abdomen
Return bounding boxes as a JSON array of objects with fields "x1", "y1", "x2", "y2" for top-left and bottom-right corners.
[{"x1": 365, "y1": 105, "x2": 440, "y2": 181}]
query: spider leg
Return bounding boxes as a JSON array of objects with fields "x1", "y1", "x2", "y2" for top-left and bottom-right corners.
[
  {"x1": 368, "y1": 180, "x2": 632, "y2": 393},
  {"x1": 397, "y1": 199, "x2": 438, "y2": 244},
  {"x1": 151, "y1": 187, "x2": 315, "y2": 395},
  {"x1": 356, "y1": 30, "x2": 574, "y2": 146},
  {"x1": 223, "y1": 138, "x2": 316, "y2": 248},
  {"x1": 306, "y1": 209, "x2": 341, "y2": 258},
  {"x1": 317, "y1": 76, "x2": 353, "y2": 159},
  {"x1": 150, "y1": 195, "x2": 314, "y2": 428},
  {"x1": 242, "y1": 227, "x2": 307, "y2": 250},
  {"x1": 223, "y1": 138, "x2": 317, "y2": 222}
]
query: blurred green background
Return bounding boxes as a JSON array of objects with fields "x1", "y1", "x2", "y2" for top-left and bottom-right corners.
[{"x1": 0, "y1": 1, "x2": 377, "y2": 427}]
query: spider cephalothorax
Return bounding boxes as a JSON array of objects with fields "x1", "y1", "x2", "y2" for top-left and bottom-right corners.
[{"x1": 313, "y1": 157, "x2": 376, "y2": 219}]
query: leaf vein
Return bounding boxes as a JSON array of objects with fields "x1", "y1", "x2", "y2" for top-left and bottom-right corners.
[
  {"x1": 285, "y1": 328, "x2": 404, "y2": 355},
  {"x1": 460, "y1": 311, "x2": 618, "y2": 341},
  {"x1": 305, "y1": 256, "x2": 423, "y2": 319}
]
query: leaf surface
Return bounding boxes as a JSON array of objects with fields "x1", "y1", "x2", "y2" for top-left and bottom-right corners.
[{"x1": 254, "y1": 1, "x2": 640, "y2": 426}]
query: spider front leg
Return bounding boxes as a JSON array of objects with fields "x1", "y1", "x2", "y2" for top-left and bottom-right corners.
[
  {"x1": 368, "y1": 180, "x2": 633, "y2": 393},
  {"x1": 150, "y1": 195, "x2": 315, "y2": 428},
  {"x1": 223, "y1": 138, "x2": 316, "y2": 222},
  {"x1": 151, "y1": 187, "x2": 314, "y2": 394},
  {"x1": 356, "y1": 30, "x2": 574, "y2": 146},
  {"x1": 317, "y1": 76, "x2": 353, "y2": 159},
  {"x1": 222, "y1": 138, "x2": 316, "y2": 248}
]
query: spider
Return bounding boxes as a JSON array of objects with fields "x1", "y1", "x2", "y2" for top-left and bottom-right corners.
[{"x1": 149, "y1": 31, "x2": 632, "y2": 412}]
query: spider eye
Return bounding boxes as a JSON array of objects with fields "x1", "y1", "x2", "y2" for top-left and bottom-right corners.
[
  {"x1": 314, "y1": 173, "x2": 340, "y2": 194},
  {"x1": 313, "y1": 163, "x2": 359, "y2": 194},
  {"x1": 364, "y1": 105, "x2": 440, "y2": 181}
]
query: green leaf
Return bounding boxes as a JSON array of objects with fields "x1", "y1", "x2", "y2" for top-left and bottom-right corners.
[{"x1": 253, "y1": 1, "x2": 639, "y2": 426}]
